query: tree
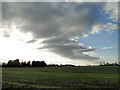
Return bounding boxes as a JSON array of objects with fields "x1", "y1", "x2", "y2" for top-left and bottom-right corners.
[
  {"x1": 32, "y1": 61, "x2": 47, "y2": 67},
  {"x1": 32, "y1": 61, "x2": 36, "y2": 67},
  {"x1": 26, "y1": 61, "x2": 31, "y2": 67},
  {"x1": 7, "y1": 59, "x2": 20, "y2": 67}
]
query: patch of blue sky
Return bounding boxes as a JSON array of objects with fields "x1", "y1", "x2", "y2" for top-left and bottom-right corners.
[{"x1": 77, "y1": 26, "x2": 118, "y2": 62}]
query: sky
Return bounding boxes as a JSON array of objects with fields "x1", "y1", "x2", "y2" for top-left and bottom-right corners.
[{"x1": 0, "y1": 1, "x2": 118, "y2": 65}]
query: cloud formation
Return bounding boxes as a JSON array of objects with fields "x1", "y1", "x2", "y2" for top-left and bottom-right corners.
[
  {"x1": 27, "y1": 39, "x2": 37, "y2": 43},
  {"x1": 2, "y1": 2, "x2": 117, "y2": 60},
  {"x1": 3, "y1": 0, "x2": 119, "y2": 2},
  {"x1": 101, "y1": 46, "x2": 112, "y2": 50}
]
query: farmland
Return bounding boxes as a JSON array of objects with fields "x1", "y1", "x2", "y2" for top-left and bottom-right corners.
[{"x1": 2, "y1": 66, "x2": 119, "y2": 89}]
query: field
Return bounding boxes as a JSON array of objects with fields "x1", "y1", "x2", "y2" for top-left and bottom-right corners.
[{"x1": 2, "y1": 66, "x2": 119, "y2": 89}]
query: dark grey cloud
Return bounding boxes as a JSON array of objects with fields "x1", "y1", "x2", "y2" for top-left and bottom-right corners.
[
  {"x1": 4, "y1": 34, "x2": 10, "y2": 37},
  {"x1": 38, "y1": 37, "x2": 99, "y2": 60},
  {"x1": 27, "y1": 39, "x2": 37, "y2": 43},
  {"x1": 2, "y1": 2, "x2": 104, "y2": 60},
  {"x1": 3, "y1": 0, "x2": 64, "y2": 2}
]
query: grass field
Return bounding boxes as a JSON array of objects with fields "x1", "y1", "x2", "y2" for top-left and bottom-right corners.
[{"x1": 2, "y1": 66, "x2": 119, "y2": 89}]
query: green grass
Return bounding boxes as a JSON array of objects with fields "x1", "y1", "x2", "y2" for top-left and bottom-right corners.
[{"x1": 2, "y1": 66, "x2": 119, "y2": 89}]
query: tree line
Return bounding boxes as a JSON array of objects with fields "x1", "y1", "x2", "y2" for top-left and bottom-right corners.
[
  {"x1": 99, "y1": 61, "x2": 120, "y2": 66},
  {"x1": 2, "y1": 59, "x2": 75, "y2": 67},
  {"x1": 2, "y1": 59, "x2": 47, "y2": 67},
  {"x1": 1, "y1": 59, "x2": 120, "y2": 67}
]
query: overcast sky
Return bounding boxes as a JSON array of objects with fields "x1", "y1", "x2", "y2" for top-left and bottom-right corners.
[{"x1": 0, "y1": 1, "x2": 118, "y2": 65}]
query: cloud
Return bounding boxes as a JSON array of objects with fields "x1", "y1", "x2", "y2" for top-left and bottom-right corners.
[
  {"x1": 89, "y1": 2, "x2": 118, "y2": 34},
  {"x1": 82, "y1": 33, "x2": 89, "y2": 38},
  {"x1": 90, "y1": 24, "x2": 103, "y2": 34},
  {"x1": 4, "y1": 34, "x2": 10, "y2": 37},
  {"x1": 27, "y1": 39, "x2": 37, "y2": 43},
  {"x1": 3, "y1": 0, "x2": 119, "y2": 2},
  {"x1": 38, "y1": 37, "x2": 99, "y2": 60},
  {"x1": 3, "y1": 0, "x2": 65, "y2": 2},
  {"x1": 38, "y1": 42, "x2": 99, "y2": 60},
  {"x1": 83, "y1": 51, "x2": 98, "y2": 57},
  {"x1": 3, "y1": 2, "x2": 112, "y2": 60},
  {"x1": 101, "y1": 46, "x2": 112, "y2": 50},
  {"x1": 103, "y1": 2, "x2": 118, "y2": 21},
  {"x1": 90, "y1": 22, "x2": 118, "y2": 34},
  {"x1": 68, "y1": 0, "x2": 119, "y2": 2}
]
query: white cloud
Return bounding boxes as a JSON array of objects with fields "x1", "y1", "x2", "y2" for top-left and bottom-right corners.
[
  {"x1": 89, "y1": 2, "x2": 118, "y2": 35},
  {"x1": 90, "y1": 22, "x2": 118, "y2": 34},
  {"x1": 79, "y1": 43, "x2": 84, "y2": 46},
  {"x1": 101, "y1": 46, "x2": 112, "y2": 50},
  {"x1": 105, "y1": 23, "x2": 118, "y2": 33},
  {"x1": 83, "y1": 51, "x2": 98, "y2": 57},
  {"x1": 88, "y1": 46, "x2": 92, "y2": 49},
  {"x1": 102, "y1": 47, "x2": 107, "y2": 50},
  {"x1": 82, "y1": 33, "x2": 89, "y2": 38},
  {"x1": 90, "y1": 24, "x2": 103, "y2": 34},
  {"x1": 68, "y1": 0, "x2": 119, "y2": 2},
  {"x1": 103, "y1": 2, "x2": 118, "y2": 21}
]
